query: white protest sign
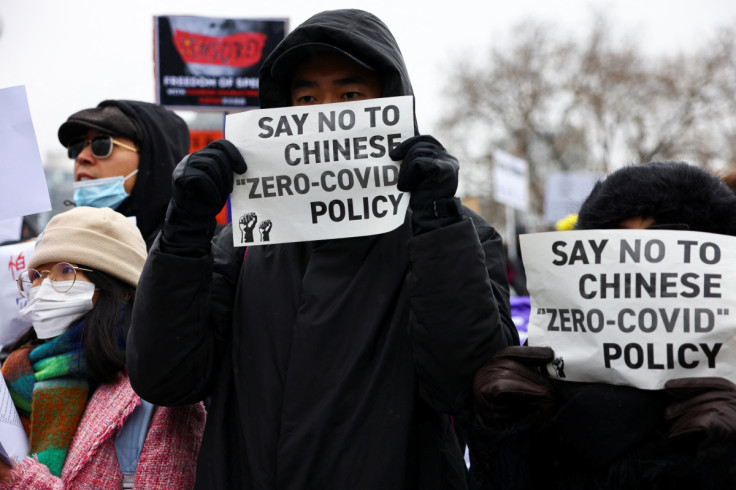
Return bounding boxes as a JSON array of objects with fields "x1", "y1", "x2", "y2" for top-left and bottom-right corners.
[
  {"x1": 226, "y1": 96, "x2": 414, "y2": 246},
  {"x1": 543, "y1": 172, "x2": 601, "y2": 225},
  {"x1": 492, "y1": 149, "x2": 529, "y2": 212},
  {"x1": 520, "y1": 230, "x2": 736, "y2": 390},
  {"x1": 0, "y1": 240, "x2": 34, "y2": 347},
  {"x1": 0, "y1": 85, "x2": 52, "y2": 220}
]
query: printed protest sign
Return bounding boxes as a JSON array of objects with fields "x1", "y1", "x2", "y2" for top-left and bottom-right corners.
[
  {"x1": 226, "y1": 96, "x2": 414, "y2": 246},
  {"x1": 155, "y1": 15, "x2": 287, "y2": 110},
  {"x1": 520, "y1": 229, "x2": 736, "y2": 390}
]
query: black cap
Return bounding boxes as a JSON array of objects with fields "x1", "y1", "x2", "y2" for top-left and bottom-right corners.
[
  {"x1": 270, "y1": 42, "x2": 375, "y2": 84},
  {"x1": 58, "y1": 105, "x2": 141, "y2": 147}
]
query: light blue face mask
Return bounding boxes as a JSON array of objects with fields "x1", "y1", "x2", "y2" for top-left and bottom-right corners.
[{"x1": 73, "y1": 170, "x2": 138, "y2": 210}]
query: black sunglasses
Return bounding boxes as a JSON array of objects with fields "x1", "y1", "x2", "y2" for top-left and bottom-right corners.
[{"x1": 67, "y1": 136, "x2": 138, "y2": 159}]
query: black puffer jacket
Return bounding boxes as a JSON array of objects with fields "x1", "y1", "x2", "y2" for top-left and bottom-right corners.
[{"x1": 127, "y1": 9, "x2": 518, "y2": 489}]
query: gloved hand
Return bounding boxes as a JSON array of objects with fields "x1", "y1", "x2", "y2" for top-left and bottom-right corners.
[
  {"x1": 473, "y1": 346, "x2": 556, "y2": 429},
  {"x1": 389, "y1": 135, "x2": 462, "y2": 234},
  {"x1": 162, "y1": 139, "x2": 247, "y2": 256},
  {"x1": 664, "y1": 377, "x2": 736, "y2": 439}
]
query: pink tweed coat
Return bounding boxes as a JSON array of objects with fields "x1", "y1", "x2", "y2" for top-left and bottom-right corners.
[{"x1": 1, "y1": 375, "x2": 205, "y2": 489}]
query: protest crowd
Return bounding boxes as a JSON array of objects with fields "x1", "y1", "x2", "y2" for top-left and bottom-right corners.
[{"x1": 1, "y1": 7, "x2": 736, "y2": 490}]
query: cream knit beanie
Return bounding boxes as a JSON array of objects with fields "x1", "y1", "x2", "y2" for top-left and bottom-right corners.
[{"x1": 29, "y1": 206, "x2": 147, "y2": 287}]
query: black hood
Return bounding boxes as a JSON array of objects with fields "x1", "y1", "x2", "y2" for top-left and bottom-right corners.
[
  {"x1": 576, "y1": 161, "x2": 736, "y2": 236},
  {"x1": 97, "y1": 100, "x2": 190, "y2": 248},
  {"x1": 259, "y1": 9, "x2": 415, "y2": 114}
]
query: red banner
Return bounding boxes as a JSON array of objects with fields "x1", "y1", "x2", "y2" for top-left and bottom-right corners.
[{"x1": 173, "y1": 30, "x2": 267, "y2": 68}]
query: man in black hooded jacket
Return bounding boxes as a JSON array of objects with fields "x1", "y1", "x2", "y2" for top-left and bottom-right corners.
[
  {"x1": 58, "y1": 99, "x2": 190, "y2": 249},
  {"x1": 127, "y1": 9, "x2": 518, "y2": 489}
]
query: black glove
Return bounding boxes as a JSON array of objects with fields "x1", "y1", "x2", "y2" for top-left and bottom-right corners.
[
  {"x1": 162, "y1": 139, "x2": 247, "y2": 256},
  {"x1": 664, "y1": 377, "x2": 736, "y2": 440},
  {"x1": 389, "y1": 135, "x2": 462, "y2": 234},
  {"x1": 473, "y1": 346, "x2": 555, "y2": 429}
]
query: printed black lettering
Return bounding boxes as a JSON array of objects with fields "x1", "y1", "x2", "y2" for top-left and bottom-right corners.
[
  {"x1": 310, "y1": 201, "x2": 326, "y2": 223},
  {"x1": 388, "y1": 193, "x2": 403, "y2": 214},
  {"x1": 285, "y1": 143, "x2": 301, "y2": 165},
  {"x1": 589, "y1": 239, "x2": 608, "y2": 264},
  {"x1": 247, "y1": 178, "x2": 261, "y2": 198},
  {"x1": 369, "y1": 135, "x2": 386, "y2": 157},
  {"x1": 571, "y1": 309, "x2": 586, "y2": 332},
  {"x1": 680, "y1": 273, "x2": 700, "y2": 298},
  {"x1": 258, "y1": 117, "x2": 274, "y2": 138},
  {"x1": 547, "y1": 309, "x2": 559, "y2": 331},
  {"x1": 603, "y1": 343, "x2": 622, "y2": 368},
  {"x1": 552, "y1": 241, "x2": 568, "y2": 266},
  {"x1": 647, "y1": 344, "x2": 664, "y2": 369},
  {"x1": 353, "y1": 136, "x2": 368, "y2": 159},
  {"x1": 276, "y1": 175, "x2": 294, "y2": 196},
  {"x1": 274, "y1": 115, "x2": 294, "y2": 137},
  {"x1": 679, "y1": 343, "x2": 699, "y2": 368},
  {"x1": 701, "y1": 343, "x2": 722, "y2": 368},
  {"x1": 559, "y1": 309, "x2": 571, "y2": 332},
  {"x1": 364, "y1": 106, "x2": 381, "y2": 127},
  {"x1": 261, "y1": 176, "x2": 276, "y2": 198},
  {"x1": 704, "y1": 274, "x2": 722, "y2": 298}
]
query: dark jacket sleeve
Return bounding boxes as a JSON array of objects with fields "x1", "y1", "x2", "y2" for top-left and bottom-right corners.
[
  {"x1": 126, "y1": 225, "x2": 242, "y2": 406},
  {"x1": 408, "y1": 210, "x2": 518, "y2": 413}
]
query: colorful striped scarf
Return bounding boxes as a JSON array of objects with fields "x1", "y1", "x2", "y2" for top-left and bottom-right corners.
[{"x1": 2, "y1": 320, "x2": 91, "y2": 477}]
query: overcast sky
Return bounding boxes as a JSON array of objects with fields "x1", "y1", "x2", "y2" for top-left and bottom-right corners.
[{"x1": 2, "y1": 0, "x2": 735, "y2": 162}]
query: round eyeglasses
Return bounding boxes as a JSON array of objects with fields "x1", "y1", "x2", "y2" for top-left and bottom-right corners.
[{"x1": 16, "y1": 262, "x2": 94, "y2": 298}]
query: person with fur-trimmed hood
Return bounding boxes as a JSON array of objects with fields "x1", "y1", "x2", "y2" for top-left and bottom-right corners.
[
  {"x1": 126, "y1": 8, "x2": 518, "y2": 490},
  {"x1": 467, "y1": 161, "x2": 736, "y2": 489}
]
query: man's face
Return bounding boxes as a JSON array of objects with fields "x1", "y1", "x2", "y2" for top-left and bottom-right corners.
[
  {"x1": 290, "y1": 53, "x2": 382, "y2": 106},
  {"x1": 73, "y1": 129, "x2": 140, "y2": 194}
]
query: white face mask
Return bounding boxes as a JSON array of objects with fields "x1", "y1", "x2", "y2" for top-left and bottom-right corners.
[{"x1": 19, "y1": 279, "x2": 96, "y2": 339}]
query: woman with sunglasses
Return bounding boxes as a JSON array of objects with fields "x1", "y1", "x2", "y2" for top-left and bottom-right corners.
[{"x1": 0, "y1": 206, "x2": 205, "y2": 489}]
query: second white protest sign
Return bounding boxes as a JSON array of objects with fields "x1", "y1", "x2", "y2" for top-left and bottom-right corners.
[{"x1": 520, "y1": 229, "x2": 736, "y2": 390}]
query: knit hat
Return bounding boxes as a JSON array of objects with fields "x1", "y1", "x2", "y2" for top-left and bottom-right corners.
[
  {"x1": 576, "y1": 161, "x2": 736, "y2": 236},
  {"x1": 58, "y1": 104, "x2": 142, "y2": 148},
  {"x1": 29, "y1": 207, "x2": 147, "y2": 287}
]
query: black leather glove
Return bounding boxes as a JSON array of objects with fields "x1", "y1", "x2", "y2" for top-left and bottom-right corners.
[
  {"x1": 664, "y1": 377, "x2": 736, "y2": 439},
  {"x1": 473, "y1": 346, "x2": 555, "y2": 429},
  {"x1": 389, "y1": 135, "x2": 462, "y2": 234},
  {"x1": 162, "y1": 139, "x2": 247, "y2": 256}
]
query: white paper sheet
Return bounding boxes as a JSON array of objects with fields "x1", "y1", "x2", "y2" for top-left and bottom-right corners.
[
  {"x1": 521, "y1": 229, "x2": 736, "y2": 390},
  {"x1": 226, "y1": 96, "x2": 415, "y2": 246},
  {"x1": 0, "y1": 85, "x2": 52, "y2": 220},
  {"x1": 0, "y1": 374, "x2": 29, "y2": 465}
]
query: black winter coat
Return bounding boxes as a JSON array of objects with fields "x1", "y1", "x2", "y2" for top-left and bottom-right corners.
[
  {"x1": 129, "y1": 212, "x2": 516, "y2": 489},
  {"x1": 465, "y1": 382, "x2": 736, "y2": 489}
]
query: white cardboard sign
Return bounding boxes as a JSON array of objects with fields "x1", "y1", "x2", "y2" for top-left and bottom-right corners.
[
  {"x1": 520, "y1": 229, "x2": 736, "y2": 390},
  {"x1": 226, "y1": 96, "x2": 415, "y2": 246}
]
